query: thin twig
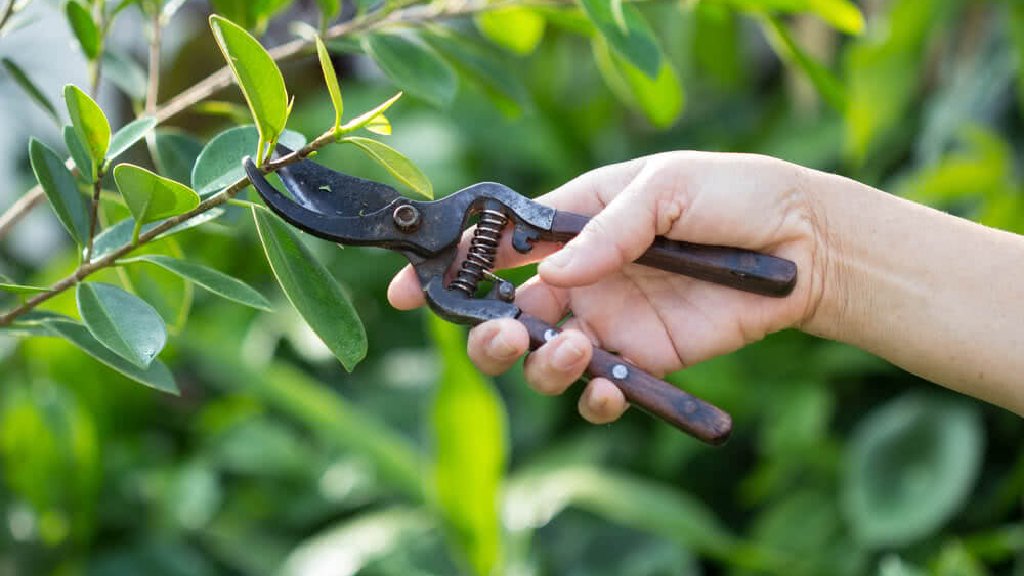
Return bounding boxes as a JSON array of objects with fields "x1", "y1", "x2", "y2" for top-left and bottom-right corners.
[
  {"x1": 145, "y1": 7, "x2": 161, "y2": 115},
  {"x1": 0, "y1": 0, "x2": 16, "y2": 35},
  {"x1": 0, "y1": 129, "x2": 337, "y2": 327},
  {"x1": 83, "y1": 175, "x2": 103, "y2": 262}
]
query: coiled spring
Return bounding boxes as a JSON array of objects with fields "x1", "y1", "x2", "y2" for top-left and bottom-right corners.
[{"x1": 450, "y1": 209, "x2": 509, "y2": 296}]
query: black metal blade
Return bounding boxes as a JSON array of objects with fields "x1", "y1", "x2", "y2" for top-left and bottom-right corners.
[{"x1": 273, "y1": 146, "x2": 400, "y2": 216}]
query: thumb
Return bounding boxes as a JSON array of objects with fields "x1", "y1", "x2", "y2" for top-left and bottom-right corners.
[{"x1": 538, "y1": 169, "x2": 663, "y2": 287}]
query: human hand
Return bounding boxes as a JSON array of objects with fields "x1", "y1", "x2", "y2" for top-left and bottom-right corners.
[{"x1": 388, "y1": 152, "x2": 830, "y2": 424}]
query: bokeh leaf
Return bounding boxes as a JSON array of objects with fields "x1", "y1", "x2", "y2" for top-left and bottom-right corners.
[
  {"x1": 209, "y1": 14, "x2": 290, "y2": 160},
  {"x1": 1, "y1": 58, "x2": 59, "y2": 124},
  {"x1": 843, "y1": 393, "x2": 984, "y2": 548},
  {"x1": 65, "y1": 0, "x2": 101, "y2": 60},
  {"x1": 76, "y1": 282, "x2": 168, "y2": 369},
  {"x1": 0, "y1": 282, "x2": 48, "y2": 295},
  {"x1": 252, "y1": 208, "x2": 367, "y2": 370},
  {"x1": 28, "y1": 138, "x2": 90, "y2": 246},
  {"x1": 423, "y1": 29, "x2": 531, "y2": 117},
  {"x1": 474, "y1": 7, "x2": 546, "y2": 56},
  {"x1": 113, "y1": 164, "x2": 200, "y2": 234},
  {"x1": 314, "y1": 0, "x2": 342, "y2": 22},
  {"x1": 428, "y1": 314, "x2": 506, "y2": 576},
  {"x1": 64, "y1": 84, "x2": 111, "y2": 167},
  {"x1": 761, "y1": 15, "x2": 846, "y2": 111},
  {"x1": 361, "y1": 32, "x2": 456, "y2": 108},
  {"x1": 107, "y1": 117, "x2": 157, "y2": 163},
  {"x1": 342, "y1": 136, "x2": 433, "y2": 199},
  {"x1": 315, "y1": 37, "x2": 343, "y2": 131},
  {"x1": 154, "y1": 129, "x2": 205, "y2": 184},
  {"x1": 102, "y1": 50, "x2": 148, "y2": 102},
  {"x1": 191, "y1": 125, "x2": 306, "y2": 197},
  {"x1": 592, "y1": 36, "x2": 683, "y2": 129},
  {"x1": 580, "y1": 0, "x2": 661, "y2": 79},
  {"x1": 44, "y1": 317, "x2": 177, "y2": 393},
  {"x1": 809, "y1": 0, "x2": 865, "y2": 36},
  {"x1": 121, "y1": 254, "x2": 271, "y2": 311}
]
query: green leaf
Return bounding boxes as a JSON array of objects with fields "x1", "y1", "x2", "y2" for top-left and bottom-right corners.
[
  {"x1": 474, "y1": 7, "x2": 546, "y2": 56},
  {"x1": 1, "y1": 58, "x2": 59, "y2": 125},
  {"x1": 580, "y1": 0, "x2": 661, "y2": 79},
  {"x1": 209, "y1": 15, "x2": 291, "y2": 162},
  {"x1": 342, "y1": 137, "x2": 432, "y2": 199},
  {"x1": 91, "y1": 208, "x2": 225, "y2": 260},
  {"x1": 0, "y1": 282, "x2": 48, "y2": 295},
  {"x1": 934, "y1": 541, "x2": 988, "y2": 576},
  {"x1": 809, "y1": 0, "x2": 864, "y2": 36},
  {"x1": 122, "y1": 254, "x2": 271, "y2": 311},
  {"x1": 63, "y1": 125, "x2": 95, "y2": 182},
  {"x1": 339, "y1": 92, "x2": 402, "y2": 134},
  {"x1": 316, "y1": 37, "x2": 343, "y2": 131},
  {"x1": 592, "y1": 36, "x2": 683, "y2": 129},
  {"x1": 361, "y1": 33, "x2": 456, "y2": 108},
  {"x1": 153, "y1": 129, "x2": 204, "y2": 185},
  {"x1": 117, "y1": 240, "x2": 193, "y2": 334},
  {"x1": 107, "y1": 117, "x2": 157, "y2": 162},
  {"x1": 423, "y1": 29, "x2": 531, "y2": 117},
  {"x1": 252, "y1": 208, "x2": 367, "y2": 370},
  {"x1": 65, "y1": 0, "x2": 101, "y2": 60},
  {"x1": 760, "y1": 15, "x2": 846, "y2": 111},
  {"x1": 191, "y1": 125, "x2": 306, "y2": 197},
  {"x1": 1011, "y1": 3, "x2": 1024, "y2": 123},
  {"x1": 28, "y1": 138, "x2": 90, "y2": 245},
  {"x1": 102, "y1": 50, "x2": 148, "y2": 102},
  {"x1": 366, "y1": 114, "x2": 391, "y2": 135},
  {"x1": 113, "y1": 164, "x2": 200, "y2": 233},
  {"x1": 314, "y1": 0, "x2": 342, "y2": 23},
  {"x1": 843, "y1": 393, "x2": 984, "y2": 548},
  {"x1": 76, "y1": 282, "x2": 168, "y2": 369},
  {"x1": 44, "y1": 317, "x2": 177, "y2": 393},
  {"x1": 64, "y1": 84, "x2": 111, "y2": 166},
  {"x1": 427, "y1": 315, "x2": 506, "y2": 576}
]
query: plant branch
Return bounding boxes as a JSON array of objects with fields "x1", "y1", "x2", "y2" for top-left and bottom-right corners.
[
  {"x1": 0, "y1": 129, "x2": 338, "y2": 327},
  {"x1": 83, "y1": 174, "x2": 103, "y2": 262},
  {"x1": 0, "y1": 0, "x2": 16, "y2": 36},
  {"x1": 145, "y1": 7, "x2": 161, "y2": 115}
]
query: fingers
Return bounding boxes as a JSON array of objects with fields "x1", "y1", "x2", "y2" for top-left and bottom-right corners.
[
  {"x1": 523, "y1": 329, "x2": 592, "y2": 395},
  {"x1": 387, "y1": 264, "x2": 423, "y2": 310},
  {"x1": 467, "y1": 318, "x2": 529, "y2": 376},
  {"x1": 578, "y1": 379, "x2": 628, "y2": 424}
]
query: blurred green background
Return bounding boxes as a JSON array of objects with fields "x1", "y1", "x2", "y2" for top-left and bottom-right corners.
[{"x1": 2, "y1": 0, "x2": 1024, "y2": 574}]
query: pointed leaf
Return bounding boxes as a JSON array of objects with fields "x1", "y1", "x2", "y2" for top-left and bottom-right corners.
[
  {"x1": 365, "y1": 114, "x2": 391, "y2": 135},
  {"x1": 122, "y1": 254, "x2": 271, "y2": 311},
  {"x1": 28, "y1": 138, "x2": 90, "y2": 245},
  {"x1": 428, "y1": 315, "x2": 506, "y2": 576},
  {"x1": 580, "y1": 0, "x2": 661, "y2": 79},
  {"x1": 113, "y1": 164, "x2": 200, "y2": 228},
  {"x1": 107, "y1": 116, "x2": 157, "y2": 162},
  {"x1": 64, "y1": 84, "x2": 111, "y2": 165},
  {"x1": 252, "y1": 208, "x2": 366, "y2": 370},
  {"x1": 63, "y1": 125, "x2": 95, "y2": 182},
  {"x1": 1, "y1": 58, "x2": 59, "y2": 124},
  {"x1": 76, "y1": 282, "x2": 168, "y2": 368},
  {"x1": 593, "y1": 37, "x2": 683, "y2": 129},
  {"x1": 474, "y1": 7, "x2": 546, "y2": 56},
  {"x1": 339, "y1": 92, "x2": 402, "y2": 133},
  {"x1": 209, "y1": 15, "x2": 290, "y2": 160},
  {"x1": 361, "y1": 33, "x2": 456, "y2": 108},
  {"x1": 316, "y1": 37, "x2": 343, "y2": 131},
  {"x1": 342, "y1": 136, "x2": 432, "y2": 199},
  {"x1": 191, "y1": 126, "x2": 306, "y2": 197},
  {"x1": 65, "y1": 0, "x2": 101, "y2": 60},
  {"x1": 44, "y1": 318, "x2": 177, "y2": 393}
]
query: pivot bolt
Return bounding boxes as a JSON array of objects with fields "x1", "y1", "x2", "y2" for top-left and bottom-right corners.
[{"x1": 393, "y1": 204, "x2": 421, "y2": 232}]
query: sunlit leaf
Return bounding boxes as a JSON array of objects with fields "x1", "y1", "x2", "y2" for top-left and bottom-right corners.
[
  {"x1": 316, "y1": 37, "x2": 343, "y2": 131},
  {"x1": 76, "y1": 282, "x2": 168, "y2": 369},
  {"x1": 191, "y1": 125, "x2": 306, "y2": 197},
  {"x1": 592, "y1": 36, "x2": 683, "y2": 129},
  {"x1": 28, "y1": 138, "x2": 90, "y2": 246},
  {"x1": 761, "y1": 15, "x2": 846, "y2": 111},
  {"x1": 427, "y1": 314, "x2": 506, "y2": 576},
  {"x1": 65, "y1": 0, "x2": 101, "y2": 60},
  {"x1": 209, "y1": 14, "x2": 290, "y2": 161},
  {"x1": 809, "y1": 0, "x2": 864, "y2": 36},
  {"x1": 580, "y1": 0, "x2": 660, "y2": 79},
  {"x1": 107, "y1": 116, "x2": 157, "y2": 162},
  {"x1": 113, "y1": 164, "x2": 200, "y2": 237},
  {"x1": 44, "y1": 317, "x2": 177, "y2": 393},
  {"x1": 1, "y1": 58, "x2": 59, "y2": 124},
  {"x1": 843, "y1": 393, "x2": 984, "y2": 548},
  {"x1": 0, "y1": 281, "x2": 48, "y2": 294},
  {"x1": 122, "y1": 254, "x2": 271, "y2": 311},
  {"x1": 339, "y1": 92, "x2": 402, "y2": 133},
  {"x1": 252, "y1": 208, "x2": 367, "y2": 370},
  {"x1": 63, "y1": 125, "x2": 94, "y2": 182},
  {"x1": 64, "y1": 84, "x2": 111, "y2": 166},
  {"x1": 361, "y1": 33, "x2": 456, "y2": 108},
  {"x1": 342, "y1": 137, "x2": 432, "y2": 199},
  {"x1": 474, "y1": 7, "x2": 546, "y2": 56}
]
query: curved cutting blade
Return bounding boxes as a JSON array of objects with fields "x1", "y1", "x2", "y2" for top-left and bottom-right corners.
[{"x1": 273, "y1": 145, "x2": 400, "y2": 216}]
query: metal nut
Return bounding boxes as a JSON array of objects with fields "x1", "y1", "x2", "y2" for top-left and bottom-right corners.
[{"x1": 392, "y1": 204, "x2": 421, "y2": 232}]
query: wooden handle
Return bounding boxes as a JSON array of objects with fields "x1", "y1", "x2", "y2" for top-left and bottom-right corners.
[
  {"x1": 518, "y1": 313, "x2": 732, "y2": 445},
  {"x1": 546, "y1": 211, "x2": 797, "y2": 298}
]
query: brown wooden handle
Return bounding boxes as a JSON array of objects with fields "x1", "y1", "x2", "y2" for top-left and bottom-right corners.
[
  {"x1": 518, "y1": 313, "x2": 732, "y2": 445},
  {"x1": 546, "y1": 211, "x2": 797, "y2": 298}
]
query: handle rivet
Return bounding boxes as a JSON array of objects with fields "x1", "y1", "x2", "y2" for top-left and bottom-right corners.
[
  {"x1": 543, "y1": 328, "x2": 558, "y2": 342},
  {"x1": 393, "y1": 204, "x2": 421, "y2": 232},
  {"x1": 612, "y1": 364, "x2": 629, "y2": 380}
]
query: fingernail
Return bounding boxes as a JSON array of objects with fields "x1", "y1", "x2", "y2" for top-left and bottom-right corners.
[
  {"x1": 552, "y1": 337, "x2": 585, "y2": 370},
  {"x1": 487, "y1": 330, "x2": 518, "y2": 359}
]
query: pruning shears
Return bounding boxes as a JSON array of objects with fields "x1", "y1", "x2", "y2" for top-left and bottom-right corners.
[{"x1": 243, "y1": 150, "x2": 798, "y2": 445}]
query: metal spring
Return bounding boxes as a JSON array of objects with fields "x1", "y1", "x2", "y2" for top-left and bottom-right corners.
[{"x1": 450, "y1": 209, "x2": 509, "y2": 296}]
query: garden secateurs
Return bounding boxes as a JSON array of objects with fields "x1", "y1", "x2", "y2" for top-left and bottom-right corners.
[{"x1": 243, "y1": 150, "x2": 798, "y2": 445}]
